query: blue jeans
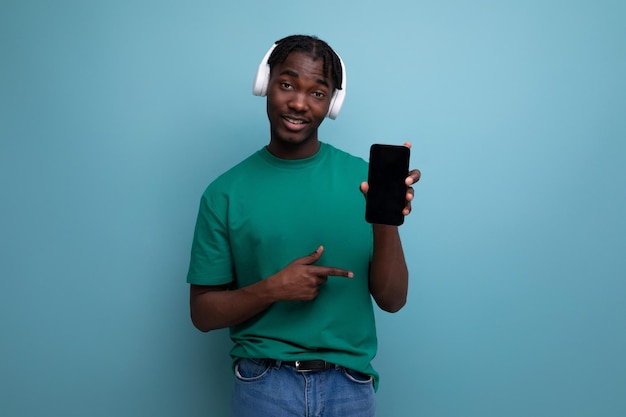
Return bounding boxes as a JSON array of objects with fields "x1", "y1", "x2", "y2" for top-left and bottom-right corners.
[{"x1": 231, "y1": 358, "x2": 376, "y2": 417}]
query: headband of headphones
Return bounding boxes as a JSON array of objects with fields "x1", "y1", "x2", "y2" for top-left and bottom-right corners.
[{"x1": 252, "y1": 43, "x2": 347, "y2": 120}]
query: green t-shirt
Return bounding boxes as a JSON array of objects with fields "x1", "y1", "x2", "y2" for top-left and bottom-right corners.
[{"x1": 187, "y1": 142, "x2": 379, "y2": 388}]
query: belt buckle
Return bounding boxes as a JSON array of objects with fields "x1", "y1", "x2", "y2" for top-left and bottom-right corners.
[
  {"x1": 294, "y1": 360, "x2": 331, "y2": 372},
  {"x1": 294, "y1": 361, "x2": 310, "y2": 372}
]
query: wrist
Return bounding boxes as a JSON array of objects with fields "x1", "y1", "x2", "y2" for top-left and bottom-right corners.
[
  {"x1": 372, "y1": 224, "x2": 400, "y2": 237},
  {"x1": 245, "y1": 277, "x2": 279, "y2": 305}
]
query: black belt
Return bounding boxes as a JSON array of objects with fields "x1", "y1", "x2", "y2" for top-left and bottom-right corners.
[{"x1": 280, "y1": 360, "x2": 336, "y2": 372}]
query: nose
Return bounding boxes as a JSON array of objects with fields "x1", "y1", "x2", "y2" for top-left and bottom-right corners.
[{"x1": 288, "y1": 92, "x2": 308, "y2": 112}]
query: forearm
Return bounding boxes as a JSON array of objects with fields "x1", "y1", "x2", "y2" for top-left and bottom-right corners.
[
  {"x1": 190, "y1": 246, "x2": 354, "y2": 331},
  {"x1": 369, "y1": 224, "x2": 409, "y2": 312},
  {"x1": 190, "y1": 280, "x2": 275, "y2": 332}
]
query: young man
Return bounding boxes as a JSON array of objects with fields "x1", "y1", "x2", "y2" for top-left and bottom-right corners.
[{"x1": 187, "y1": 35, "x2": 420, "y2": 417}]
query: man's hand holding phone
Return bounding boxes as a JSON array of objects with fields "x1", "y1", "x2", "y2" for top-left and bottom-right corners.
[{"x1": 362, "y1": 142, "x2": 421, "y2": 225}]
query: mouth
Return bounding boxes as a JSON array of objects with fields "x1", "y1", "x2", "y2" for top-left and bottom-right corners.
[{"x1": 283, "y1": 115, "x2": 308, "y2": 129}]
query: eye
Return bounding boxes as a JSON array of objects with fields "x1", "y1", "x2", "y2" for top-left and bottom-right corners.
[
  {"x1": 280, "y1": 82, "x2": 293, "y2": 90},
  {"x1": 312, "y1": 91, "x2": 326, "y2": 99}
]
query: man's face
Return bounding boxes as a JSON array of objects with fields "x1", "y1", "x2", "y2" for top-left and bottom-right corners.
[{"x1": 266, "y1": 51, "x2": 335, "y2": 153}]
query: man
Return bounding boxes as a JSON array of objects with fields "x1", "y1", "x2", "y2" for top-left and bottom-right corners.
[{"x1": 187, "y1": 35, "x2": 420, "y2": 417}]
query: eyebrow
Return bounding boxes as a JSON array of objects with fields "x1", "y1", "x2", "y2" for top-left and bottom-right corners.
[{"x1": 279, "y1": 70, "x2": 330, "y2": 88}]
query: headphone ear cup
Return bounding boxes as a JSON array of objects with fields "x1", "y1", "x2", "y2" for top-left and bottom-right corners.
[
  {"x1": 327, "y1": 88, "x2": 345, "y2": 120},
  {"x1": 252, "y1": 67, "x2": 269, "y2": 96},
  {"x1": 326, "y1": 52, "x2": 347, "y2": 119},
  {"x1": 252, "y1": 44, "x2": 277, "y2": 96}
]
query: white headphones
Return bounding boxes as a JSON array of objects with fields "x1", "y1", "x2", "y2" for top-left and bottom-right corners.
[{"x1": 252, "y1": 43, "x2": 347, "y2": 120}]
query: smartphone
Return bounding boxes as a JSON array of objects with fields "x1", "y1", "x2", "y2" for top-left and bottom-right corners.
[{"x1": 365, "y1": 144, "x2": 410, "y2": 226}]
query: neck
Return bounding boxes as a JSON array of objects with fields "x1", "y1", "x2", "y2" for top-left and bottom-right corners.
[{"x1": 266, "y1": 138, "x2": 321, "y2": 160}]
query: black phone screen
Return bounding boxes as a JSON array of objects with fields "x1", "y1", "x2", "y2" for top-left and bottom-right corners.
[{"x1": 365, "y1": 144, "x2": 410, "y2": 226}]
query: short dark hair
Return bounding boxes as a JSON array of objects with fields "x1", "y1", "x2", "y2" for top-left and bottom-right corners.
[{"x1": 268, "y1": 35, "x2": 343, "y2": 91}]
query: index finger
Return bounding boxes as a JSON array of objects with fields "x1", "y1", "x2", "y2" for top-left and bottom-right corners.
[
  {"x1": 405, "y1": 168, "x2": 421, "y2": 186},
  {"x1": 311, "y1": 265, "x2": 354, "y2": 278}
]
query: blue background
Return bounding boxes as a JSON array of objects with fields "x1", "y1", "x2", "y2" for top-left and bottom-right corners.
[{"x1": 1, "y1": 1, "x2": 625, "y2": 416}]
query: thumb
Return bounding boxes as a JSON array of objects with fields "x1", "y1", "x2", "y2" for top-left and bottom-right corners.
[
  {"x1": 360, "y1": 181, "x2": 369, "y2": 197},
  {"x1": 293, "y1": 245, "x2": 324, "y2": 265}
]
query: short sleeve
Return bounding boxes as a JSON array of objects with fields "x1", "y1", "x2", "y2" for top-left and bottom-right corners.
[{"x1": 186, "y1": 187, "x2": 234, "y2": 286}]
